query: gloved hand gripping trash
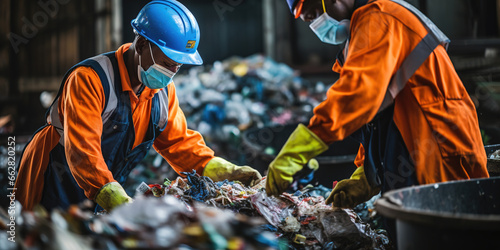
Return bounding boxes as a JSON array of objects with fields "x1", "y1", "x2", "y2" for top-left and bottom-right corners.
[
  {"x1": 266, "y1": 124, "x2": 328, "y2": 196},
  {"x1": 203, "y1": 157, "x2": 263, "y2": 186},
  {"x1": 325, "y1": 166, "x2": 381, "y2": 208},
  {"x1": 95, "y1": 182, "x2": 133, "y2": 212}
]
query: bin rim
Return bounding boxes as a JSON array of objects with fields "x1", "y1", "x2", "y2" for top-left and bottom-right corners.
[{"x1": 375, "y1": 177, "x2": 500, "y2": 231}]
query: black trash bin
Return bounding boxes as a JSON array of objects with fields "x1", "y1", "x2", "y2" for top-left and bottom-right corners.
[
  {"x1": 375, "y1": 177, "x2": 500, "y2": 250},
  {"x1": 241, "y1": 123, "x2": 360, "y2": 187}
]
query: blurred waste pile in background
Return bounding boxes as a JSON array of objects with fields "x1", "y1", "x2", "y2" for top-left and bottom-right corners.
[{"x1": 174, "y1": 54, "x2": 328, "y2": 162}]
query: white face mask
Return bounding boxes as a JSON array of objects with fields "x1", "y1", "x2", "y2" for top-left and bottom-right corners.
[{"x1": 309, "y1": 3, "x2": 350, "y2": 45}]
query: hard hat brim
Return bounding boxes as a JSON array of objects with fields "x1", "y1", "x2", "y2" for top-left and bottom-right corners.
[
  {"x1": 133, "y1": 35, "x2": 204, "y2": 65},
  {"x1": 155, "y1": 42, "x2": 203, "y2": 65}
]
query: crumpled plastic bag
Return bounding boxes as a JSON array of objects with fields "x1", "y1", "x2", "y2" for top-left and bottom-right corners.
[{"x1": 250, "y1": 191, "x2": 294, "y2": 228}]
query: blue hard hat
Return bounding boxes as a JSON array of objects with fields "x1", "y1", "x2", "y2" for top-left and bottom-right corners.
[
  {"x1": 286, "y1": 0, "x2": 299, "y2": 13},
  {"x1": 131, "y1": 0, "x2": 203, "y2": 65}
]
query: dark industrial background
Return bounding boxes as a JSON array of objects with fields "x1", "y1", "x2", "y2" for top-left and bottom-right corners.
[
  {"x1": 1, "y1": 0, "x2": 500, "y2": 143},
  {"x1": 1, "y1": 1, "x2": 500, "y2": 248}
]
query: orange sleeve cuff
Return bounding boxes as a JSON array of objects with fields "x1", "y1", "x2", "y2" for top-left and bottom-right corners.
[{"x1": 354, "y1": 143, "x2": 365, "y2": 167}]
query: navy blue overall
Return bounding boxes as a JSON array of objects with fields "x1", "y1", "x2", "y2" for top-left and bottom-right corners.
[
  {"x1": 349, "y1": 106, "x2": 419, "y2": 193},
  {"x1": 36, "y1": 52, "x2": 167, "y2": 211}
]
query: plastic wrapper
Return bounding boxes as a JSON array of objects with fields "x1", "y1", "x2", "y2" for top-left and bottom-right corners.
[{"x1": 250, "y1": 191, "x2": 295, "y2": 228}]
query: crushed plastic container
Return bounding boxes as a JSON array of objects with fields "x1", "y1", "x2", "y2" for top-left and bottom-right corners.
[{"x1": 375, "y1": 176, "x2": 500, "y2": 250}]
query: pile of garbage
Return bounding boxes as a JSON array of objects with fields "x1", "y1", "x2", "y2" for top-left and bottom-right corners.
[
  {"x1": 137, "y1": 170, "x2": 391, "y2": 249},
  {"x1": 173, "y1": 54, "x2": 329, "y2": 161},
  {"x1": 0, "y1": 197, "x2": 278, "y2": 250},
  {"x1": 2, "y1": 171, "x2": 391, "y2": 250}
]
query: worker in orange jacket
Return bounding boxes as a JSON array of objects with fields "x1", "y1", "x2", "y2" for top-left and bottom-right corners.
[
  {"x1": 267, "y1": 0, "x2": 489, "y2": 208},
  {"x1": 15, "y1": 0, "x2": 261, "y2": 212}
]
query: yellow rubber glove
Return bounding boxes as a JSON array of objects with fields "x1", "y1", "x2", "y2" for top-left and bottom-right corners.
[
  {"x1": 94, "y1": 182, "x2": 133, "y2": 212},
  {"x1": 203, "y1": 157, "x2": 262, "y2": 186},
  {"x1": 325, "y1": 166, "x2": 381, "y2": 208},
  {"x1": 266, "y1": 124, "x2": 328, "y2": 196}
]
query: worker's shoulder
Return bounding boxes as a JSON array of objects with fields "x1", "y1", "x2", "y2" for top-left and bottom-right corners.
[
  {"x1": 64, "y1": 65, "x2": 105, "y2": 94},
  {"x1": 361, "y1": 0, "x2": 415, "y2": 13},
  {"x1": 68, "y1": 52, "x2": 117, "y2": 79},
  {"x1": 353, "y1": 0, "x2": 426, "y2": 33},
  {"x1": 356, "y1": 0, "x2": 416, "y2": 19},
  {"x1": 67, "y1": 65, "x2": 100, "y2": 82}
]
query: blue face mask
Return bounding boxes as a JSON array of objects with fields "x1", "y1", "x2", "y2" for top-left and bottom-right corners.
[
  {"x1": 137, "y1": 42, "x2": 177, "y2": 89},
  {"x1": 309, "y1": 12, "x2": 350, "y2": 45}
]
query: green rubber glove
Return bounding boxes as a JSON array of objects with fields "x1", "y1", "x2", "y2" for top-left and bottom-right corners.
[
  {"x1": 266, "y1": 124, "x2": 328, "y2": 196},
  {"x1": 95, "y1": 182, "x2": 133, "y2": 212},
  {"x1": 325, "y1": 166, "x2": 381, "y2": 208},
  {"x1": 203, "y1": 157, "x2": 262, "y2": 186}
]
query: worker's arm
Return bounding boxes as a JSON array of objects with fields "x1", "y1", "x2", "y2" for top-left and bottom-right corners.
[
  {"x1": 60, "y1": 67, "x2": 123, "y2": 204},
  {"x1": 266, "y1": 11, "x2": 406, "y2": 197},
  {"x1": 153, "y1": 83, "x2": 215, "y2": 174},
  {"x1": 308, "y1": 11, "x2": 405, "y2": 143},
  {"x1": 266, "y1": 124, "x2": 328, "y2": 196},
  {"x1": 325, "y1": 165, "x2": 381, "y2": 208},
  {"x1": 314, "y1": 11, "x2": 408, "y2": 208}
]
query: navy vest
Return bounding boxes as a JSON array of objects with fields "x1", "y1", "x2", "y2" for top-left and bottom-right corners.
[{"x1": 350, "y1": 105, "x2": 419, "y2": 193}]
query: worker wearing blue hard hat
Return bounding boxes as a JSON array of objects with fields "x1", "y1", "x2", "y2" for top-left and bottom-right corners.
[
  {"x1": 267, "y1": 0, "x2": 488, "y2": 207},
  {"x1": 131, "y1": 0, "x2": 203, "y2": 65},
  {"x1": 15, "y1": 0, "x2": 262, "y2": 212}
]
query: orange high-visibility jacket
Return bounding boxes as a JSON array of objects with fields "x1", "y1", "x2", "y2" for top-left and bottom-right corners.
[
  {"x1": 308, "y1": 0, "x2": 488, "y2": 185},
  {"x1": 15, "y1": 44, "x2": 215, "y2": 210}
]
